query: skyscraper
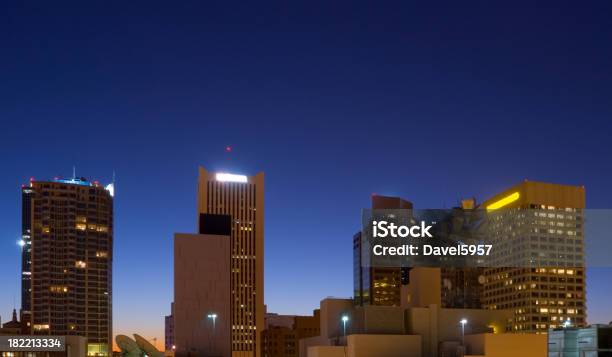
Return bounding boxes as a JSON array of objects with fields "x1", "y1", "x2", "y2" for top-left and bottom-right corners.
[
  {"x1": 354, "y1": 195, "x2": 412, "y2": 307},
  {"x1": 164, "y1": 303, "x2": 174, "y2": 352},
  {"x1": 482, "y1": 180, "x2": 586, "y2": 332},
  {"x1": 21, "y1": 176, "x2": 114, "y2": 356},
  {"x1": 21, "y1": 183, "x2": 33, "y2": 333},
  {"x1": 196, "y1": 167, "x2": 264, "y2": 356},
  {"x1": 439, "y1": 199, "x2": 485, "y2": 309}
]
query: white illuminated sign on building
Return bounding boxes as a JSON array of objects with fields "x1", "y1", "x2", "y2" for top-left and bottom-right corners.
[{"x1": 216, "y1": 173, "x2": 248, "y2": 183}]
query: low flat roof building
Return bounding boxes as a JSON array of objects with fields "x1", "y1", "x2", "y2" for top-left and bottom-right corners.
[
  {"x1": 548, "y1": 324, "x2": 612, "y2": 357},
  {"x1": 300, "y1": 268, "x2": 547, "y2": 357},
  {"x1": 262, "y1": 311, "x2": 320, "y2": 357}
]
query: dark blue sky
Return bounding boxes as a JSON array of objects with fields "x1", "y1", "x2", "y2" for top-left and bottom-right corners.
[{"x1": 1, "y1": 0, "x2": 612, "y2": 340}]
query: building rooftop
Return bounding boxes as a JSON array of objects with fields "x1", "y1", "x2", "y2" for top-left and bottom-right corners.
[{"x1": 25, "y1": 176, "x2": 115, "y2": 196}]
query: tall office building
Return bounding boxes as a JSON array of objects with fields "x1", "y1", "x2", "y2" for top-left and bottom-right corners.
[
  {"x1": 440, "y1": 199, "x2": 485, "y2": 309},
  {"x1": 21, "y1": 183, "x2": 33, "y2": 333},
  {"x1": 354, "y1": 195, "x2": 412, "y2": 306},
  {"x1": 22, "y1": 176, "x2": 114, "y2": 356},
  {"x1": 165, "y1": 303, "x2": 174, "y2": 352},
  {"x1": 196, "y1": 167, "x2": 264, "y2": 356},
  {"x1": 482, "y1": 180, "x2": 586, "y2": 332},
  {"x1": 354, "y1": 194, "x2": 485, "y2": 308}
]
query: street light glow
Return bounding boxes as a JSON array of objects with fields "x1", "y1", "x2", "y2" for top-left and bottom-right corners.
[
  {"x1": 460, "y1": 318, "x2": 468, "y2": 346},
  {"x1": 207, "y1": 313, "x2": 218, "y2": 353},
  {"x1": 341, "y1": 314, "x2": 350, "y2": 338},
  {"x1": 17, "y1": 240, "x2": 26, "y2": 247}
]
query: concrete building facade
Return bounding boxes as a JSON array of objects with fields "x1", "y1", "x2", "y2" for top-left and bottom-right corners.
[
  {"x1": 174, "y1": 233, "x2": 231, "y2": 356},
  {"x1": 197, "y1": 167, "x2": 264, "y2": 356},
  {"x1": 262, "y1": 311, "x2": 320, "y2": 357},
  {"x1": 301, "y1": 268, "x2": 522, "y2": 357},
  {"x1": 172, "y1": 167, "x2": 264, "y2": 356}
]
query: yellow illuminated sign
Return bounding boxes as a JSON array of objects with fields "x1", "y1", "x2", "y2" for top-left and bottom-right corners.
[{"x1": 486, "y1": 192, "x2": 520, "y2": 211}]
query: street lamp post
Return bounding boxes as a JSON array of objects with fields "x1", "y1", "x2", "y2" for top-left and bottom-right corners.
[
  {"x1": 208, "y1": 313, "x2": 218, "y2": 354},
  {"x1": 208, "y1": 313, "x2": 217, "y2": 330},
  {"x1": 460, "y1": 319, "x2": 468, "y2": 346},
  {"x1": 341, "y1": 315, "x2": 349, "y2": 337},
  {"x1": 341, "y1": 315, "x2": 350, "y2": 357}
]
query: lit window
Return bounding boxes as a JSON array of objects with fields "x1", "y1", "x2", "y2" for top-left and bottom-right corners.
[
  {"x1": 49, "y1": 286, "x2": 68, "y2": 293},
  {"x1": 75, "y1": 261, "x2": 87, "y2": 269}
]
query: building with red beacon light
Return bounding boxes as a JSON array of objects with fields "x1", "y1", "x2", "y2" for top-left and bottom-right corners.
[{"x1": 173, "y1": 167, "x2": 264, "y2": 357}]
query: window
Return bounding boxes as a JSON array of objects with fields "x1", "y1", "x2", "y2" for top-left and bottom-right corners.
[{"x1": 75, "y1": 261, "x2": 87, "y2": 269}]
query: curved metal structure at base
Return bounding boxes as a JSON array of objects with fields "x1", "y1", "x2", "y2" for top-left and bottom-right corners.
[{"x1": 116, "y1": 334, "x2": 164, "y2": 357}]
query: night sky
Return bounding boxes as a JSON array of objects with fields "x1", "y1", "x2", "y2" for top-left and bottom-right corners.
[{"x1": 2, "y1": 0, "x2": 612, "y2": 343}]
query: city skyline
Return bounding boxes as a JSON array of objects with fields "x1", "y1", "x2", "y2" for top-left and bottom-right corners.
[
  {"x1": 2, "y1": 170, "x2": 611, "y2": 348},
  {"x1": 2, "y1": 0, "x2": 612, "y2": 350}
]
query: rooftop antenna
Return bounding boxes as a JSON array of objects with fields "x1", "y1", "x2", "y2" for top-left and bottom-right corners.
[
  {"x1": 72, "y1": 166, "x2": 76, "y2": 180},
  {"x1": 112, "y1": 170, "x2": 116, "y2": 184}
]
